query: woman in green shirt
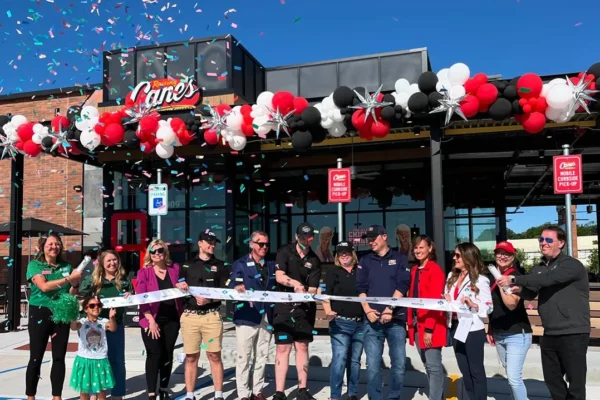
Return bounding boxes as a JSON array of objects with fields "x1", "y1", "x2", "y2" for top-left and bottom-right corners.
[
  {"x1": 25, "y1": 233, "x2": 82, "y2": 400},
  {"x1": 80, "y1": 249, "x2": 133, "y2": 400}
]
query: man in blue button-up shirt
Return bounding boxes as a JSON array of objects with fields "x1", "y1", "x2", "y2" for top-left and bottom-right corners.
[
  {"x1": 356, "y1": 225, "x2": 411, "y2": 400},
  {"x1": 229, "y1": 231, "x2": 276, "y2": 400}
]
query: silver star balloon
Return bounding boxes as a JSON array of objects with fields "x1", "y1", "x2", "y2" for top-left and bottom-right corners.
[
  {"x1": 429, "y1": 87, "x2": 468, "y2": 126},
  {"x1": 48, "y1": 122, "x2": 72, "y2": 154},
  {"x1": 566, "y1": 73, "x2": 599, "y2": 116},
  {"x1": 263, "y1": 106, "x2": 295, "y2": 139},
  {"x1": 348, "y1": 85, "x2": 393, "y2": 123},
  {"x1": 201, "y1": 106, "x2": 230, "y2": 134},
  {"x1": 0, "y1": 134, "x2": 19, "y2": 160},
  {"x1": 124, "y1": 102, "x2": 159, "y2": 125}
]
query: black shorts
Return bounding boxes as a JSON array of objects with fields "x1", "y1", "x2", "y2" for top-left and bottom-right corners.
[{"x1": 273, "y1": 312, "x2": 315, "y2": 344}]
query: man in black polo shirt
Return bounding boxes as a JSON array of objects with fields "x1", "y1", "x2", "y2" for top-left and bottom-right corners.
[
  {"x1": 177, "y1": 231, "x2": 228, "y2": 400},
  {"x1": 272, "y1": 222, "x2": 322, "y2": 400}
]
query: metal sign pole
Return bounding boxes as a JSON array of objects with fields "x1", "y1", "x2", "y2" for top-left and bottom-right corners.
[
  {"x1": 156, "y1": 168, "x2": 162, "y2": 240},
  {"x1": 337, "y1": 158, "x2": 344, "y2": 243},
  {"x1": 562, "y1": 144, "x2": 573, "y2": 256}
]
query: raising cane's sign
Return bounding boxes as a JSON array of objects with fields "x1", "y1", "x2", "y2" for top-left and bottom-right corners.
[
  {"x1": 130, "y1": 78, "x2": 202, "y2": 111},
  {"x1": 553, "y1": 154, "x2": 583, "y2": 194}
]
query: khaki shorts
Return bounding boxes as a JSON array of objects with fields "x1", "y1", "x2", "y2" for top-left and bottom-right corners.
[{"x1": 180, "y1": 312, "x2": 224, "y2": 354}]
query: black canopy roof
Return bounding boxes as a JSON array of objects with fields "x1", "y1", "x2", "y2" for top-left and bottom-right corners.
[{"x1": 0, "y1": 217, "x2": 87, "y2": 237}]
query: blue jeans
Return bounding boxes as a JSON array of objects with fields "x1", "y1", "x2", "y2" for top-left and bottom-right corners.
[
  {"x1": 363, "y1": 321, "x2": 406, "y2": 400},
  {"x1": 107, "y1": 323, "x2": 126, "y2": 397},
  {"x1": 329, "y1": 319, "x2": 365, "y2": 399},
  {"x1": 415, "y1": 331, "x2": 445, "y2": 400},
  {"x1": 494, "y1": 332, "x2": 532, "y2": 400}
]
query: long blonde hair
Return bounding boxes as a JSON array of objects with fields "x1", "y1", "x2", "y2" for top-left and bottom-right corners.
[
  {"x1": 144, "y1": 239, "x2": 173, "y2": 267},
  {"x1": 91, "y1": 250, "x2": 126, "y2": 295},
  {"x1": 446, "y1": 243, "x2": 485, "y2": 296}
]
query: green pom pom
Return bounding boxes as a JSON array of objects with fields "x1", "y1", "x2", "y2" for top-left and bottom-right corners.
[{"x1": 49, "y1": 293, "x2": 79, "y2": 323}]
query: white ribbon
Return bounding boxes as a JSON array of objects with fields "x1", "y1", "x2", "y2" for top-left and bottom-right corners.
[{"x1": 99, "y1": 286, "x2": 473, "y2": 314}]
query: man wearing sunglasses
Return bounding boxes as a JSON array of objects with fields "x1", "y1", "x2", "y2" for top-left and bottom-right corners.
[
  {"x1": 229, "y1": 231, "x2": 276, "y2": 400},
  {"x1": 356, "y1": 225, "x2": 411, "y2": 400},
  {"x1": 496, "y1": 225, "x2": 590, "y2": 400},
  {"x1": 177, "y1": 231, "x2": 228, "y2": 400},
  {"x1": 272, "y1": 222, "x2": 322, "y2": 400}
]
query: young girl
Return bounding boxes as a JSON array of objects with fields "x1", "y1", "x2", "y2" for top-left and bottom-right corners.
[{"x1": 70, "y1": 296, "x2": 117, "y2": 400}]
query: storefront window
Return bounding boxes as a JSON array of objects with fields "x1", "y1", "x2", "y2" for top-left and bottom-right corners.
[
  {"x1": 189, "y1": 209, "x2": 227, "y2": 260},
  {"x1": 190, "y1": 181, "x2": 226, "y2": 208},
  {"x1": 445, "y1": 218, "x2": 470, "y2": 251},
  {"x1": 472, "y1": 216, "x2": 498, "y2": 260},
  {"x1": 150, "y1": 211, "x2": 186, "y2": 245},
  {"x1": 386, "y1": 210, "x2": 426, "y2": 238},
  {"x1": 345, "y1": 196, "x2": 383, "y2": 212}
]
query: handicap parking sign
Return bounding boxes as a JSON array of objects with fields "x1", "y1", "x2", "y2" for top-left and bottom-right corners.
[{"x1": 148, "y1": 184, "x2": 168, "y2": 216}]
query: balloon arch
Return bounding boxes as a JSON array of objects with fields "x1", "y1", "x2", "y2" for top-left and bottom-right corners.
[{"x1": 2, "y1": 61, "x2": 600, "y2": 160}]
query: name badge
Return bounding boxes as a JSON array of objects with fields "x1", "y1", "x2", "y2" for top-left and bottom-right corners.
[
  {"x1": 206, "y1": 278, "x2": 214, "y2": 282},
  {"x1": 388, "y1": 260, "x2": 397, "y2": 265},
  {"x1": 210, "y1": 266, "x2": 218, "y2": 272},
  {"x1": 235, "y1": 277, "x2": 244, "y2": 282},
  {"x1": 42, "y1": 270, "x2": 51, "y2": 275},
  {"x1": 304, "y1": 262, "x2": 312, "y2": 269},
  {"x1": 246, "y1": 262, "x2": 255, "y2": 267}
]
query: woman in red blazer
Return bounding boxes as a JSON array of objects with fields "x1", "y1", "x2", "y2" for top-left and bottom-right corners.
[
  {"x1": 136, "y1": 239, "x2": 183, "y2": 400},
  {"x1": 407, "y1": 235, "x2": 447, "y2": 400}
]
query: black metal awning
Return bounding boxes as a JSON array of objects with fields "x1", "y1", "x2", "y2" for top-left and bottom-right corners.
[{"x1": 0, "y1": 217, "x2": 87, "y2": 237}]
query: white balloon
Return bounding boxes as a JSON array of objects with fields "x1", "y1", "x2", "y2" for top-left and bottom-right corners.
[
  {"x1": 81, "y1": 105, "x2": 99, "y2": 119},
  {"x1": 332, "y1": 108, "x2": 344, "y2": 123},
  {"x1": 328, "y1": 123, "x2": 347, "y2": 138},
  {"x1": 250, "y1": 103, "x2": 269, "y2": 119},
  {"x1": 546, "y1": 84, "x2": 573, "y2": 110},
  {"x1": 321, "y1": 117, "x2": 334, "y2": 129},
  {"x1": 393, "y1": 92, "x2": 410, "y2": 109},
  {"x1": 32, "y1": 133, "x2": 43, "y2": 145},
  {"x1": 408, "y1": 83, "x2": 420, "y2": 95},
  {"x1": 80, "y1": 129, "x2": 101, "y2": 151},
  {"x1": 227, "y1": 106, "x2": 244, "y2": 131},
  {"x1": 394, "y1": 79, "x2": 411, "y2": 94},
  {"x1": 548, "y1": 78, "x2": 567, "y2": 88},
  {"x1": 541, "y1": 83, "x2": 550, "y2": 99},
  {"x1": 437, "y1": 68, "x2": 450, "y2": 82},
  {"x1": 229, "y1": 134, "x2": 247, "y2": 151},
  {"x1": 252, "y1": 115, "x2": 272, "y2": 136},
  {"x1": 450, "y1": 85, "x2": 466, "y2": 99},
  {"x1": 33, "y1": 123, "x2": 44, "y2": 136},
  {"x1": 448, "y1": 63, "x2": 470, "y2": 86},
  {"x1": 11, "y1": 115, "x2": 27, "y2": 129},
  {"x1": 156, "y1": 125, "x2": 177, "y2": 146},
  {"x1": 256, "y1": 91, "x2": 274, "y2": 108},
  {"x1": 3, "y1": 123, "x2": 16, "y2": 138},
  {"x1": 436, "y1": 80, "x2": 452, "y2": 93},
  {"x1": 7, "y1": 131, "x2": 19, "y2": 142},
  {"x1": 156, "y1": 143, "x2": 174, "y2": 159}
]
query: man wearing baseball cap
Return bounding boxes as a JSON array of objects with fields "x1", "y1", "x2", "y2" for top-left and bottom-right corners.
[
  {"x1": 176, "y1": 230, "x2": 228, "y2": 400},
  {"x1": 356, "y1": 225, "x2": 411, "y2": 400},
  {"x1": 272, "y1": 222, "x2": 322, "y2": 400}
]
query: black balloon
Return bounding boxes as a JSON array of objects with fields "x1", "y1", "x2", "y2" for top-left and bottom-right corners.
[
  {"x1": 301, "y1": 106, "x2": 321, "y2": 129},
  {"x1": 297, "y1": 120, "x2": 306, "y2": 129},
  {"x1": 333, "y1": 86, "x2": 356, "y2": 109},
  {"x1": 503, "y1": 85, "x2": 517, "y2": 101},
  {"x1": 292, "y1": 130, "x2": 313, "y2": 151},
  {"x1": 381, "y1": 106, "x2": 396, "y2": 121},
  {"x1": 123, "y1": 130, "x2": 139, "y2": 148},
  {"x1": 418, "y1": 71, "x2": 439, "y2": 94},
  {"x1": 353, "y1": 87, "x2": 367, "y2": 98},
  {"x1": 41, "y1": 136, "x2": 54, "y2": 149},
  {"x1": 0, "y1": 115, "x2": 9, "y2": 127},
  {"x1": 382, "y1": 94, "x2": 396, "y2": 106},
  {"x1": 488, "y1": 98, "x2": 512, "y2": 121},
  {"x1": 491, "y1": 80, "x2": 507, "y2": 93},
  {"x1": 512, "y1": 99, "x2": 523, "y2": 114},
  {"x1": 66, "y1": 106, "x2": 81, "y2": 123},
  {"x1": 508, "y1": 76, "x2": 520, "y2": 86},
  {"x1": 312, "y1": 126, "x2": 327, "y2": 144},
  {"x1": 407, "y1": 92, "x2": 429, "y2": 113},
  {"x1": 588, "y1": 63, "x2": 600, "y2": 80},
  {"x1": 428, "y1": 92, "x2": 443, "y2": 108}
]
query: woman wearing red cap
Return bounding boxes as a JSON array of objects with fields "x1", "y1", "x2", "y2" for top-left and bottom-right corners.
[{"x1": 486, "y1": 241, "x2": 532, "y2": 400}]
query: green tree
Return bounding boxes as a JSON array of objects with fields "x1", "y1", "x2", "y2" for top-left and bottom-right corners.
[
  {"x1": 514, "y1": 248, "x2": 528, "y2": 267},
  {"x1": 577, "y1": 222, "x2": 597, "y2": 236},
  {"x1": 507, "y1": 229, "x2": 522, "y2": 240},
  {"x1": 588, "y1": 240, "x2": 599, "y2": 274}
]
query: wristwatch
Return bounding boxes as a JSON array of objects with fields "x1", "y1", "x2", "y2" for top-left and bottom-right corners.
[{"x1": 509, "y1": 275, "x2": 516, "y2": 284}]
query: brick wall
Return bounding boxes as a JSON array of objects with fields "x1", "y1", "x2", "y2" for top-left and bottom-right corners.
[{"x1": 0, "y1": 154, "x2": 84, "y2": 285}]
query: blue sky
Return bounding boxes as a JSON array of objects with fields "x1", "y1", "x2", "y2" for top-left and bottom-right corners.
[
  {"x1": 508, "y1": 205, "x2": 597, "y2": 233},
  {"x1": 0, "y1": 0, "x2": 598, "y2": 233}
]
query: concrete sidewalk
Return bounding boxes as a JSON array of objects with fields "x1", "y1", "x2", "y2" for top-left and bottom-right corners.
[{"x1": 0, "y1": 324, "x2": 599, "y2": 399}]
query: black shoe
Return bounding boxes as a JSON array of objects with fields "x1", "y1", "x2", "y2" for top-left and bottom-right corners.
[
  {"x1": 272, "y1": 392, "x2": 287, "y2": 400},
  {"x1": 148, "y1": 395, "x2": 157, "y2": 400},
  {"x1": 159, "y1": 390, "x2": 171, "y2": 400},
  {"x1": 296, "y1": 389, "x2": 315, "y2": 400},
  {"x1": 349, "y1": 396, "x2": 358, "y2": 400}
]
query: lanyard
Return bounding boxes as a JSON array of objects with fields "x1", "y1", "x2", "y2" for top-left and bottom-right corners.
[
  {"x1": 453, "y1": 276, "x2": 470, "y2": 300},
  {"x1": 490, "y1": 267, "x2": 516, "y2": 292}
]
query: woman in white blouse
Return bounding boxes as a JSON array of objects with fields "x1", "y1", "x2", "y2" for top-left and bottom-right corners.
[{"x1": 445, "y1": 243, "x2": 493, "y2": 400}]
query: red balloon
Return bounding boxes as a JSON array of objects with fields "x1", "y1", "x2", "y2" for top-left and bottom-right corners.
[
  {"x1": 125, "y1": 92, "x2": 135, "y2": 107},
  {"x1": 534, "y1": 97, "x2": 548, "y2": 113},
  {"x1": 293, "y1": 97, "x2": 309, "y2": 115},
  {"x1": 240, "y1": 104, "x2": 252, "y2": 117},
  {"x1": 99, "y1": 112, "x2": 111, "y2": 124},
  {"x1": 140, "y1": 141, "x2": 155, "y2": 154},
  {"x1": 178, "y1": 130, "x2": 193, "y2": 145},
  {"x1": 514, "y1": 114, "x2": 527, "y2": 124},
  {"x1": 478, "y1": 102, "x2": 489, "y2": 113},
  {"x1": 94, "y1": 122, "x2": 106, "y2": 135},
  {"x1": 241, "y1": 123, "x2": 255, "y2": 137},
  {"x1": 590, "y1": 81, "x2": 597, "y2": 91},
  {"x1": 522, "y1": 104, "x2": 532, "y2": 114},
  {"x1": 522, "y1": 112, "x2": 546, "y2": 134},
  {"x1": 139, "y1": 115, "x2": 159, "y2": 136},
  {"x1": 460, "y1": 95, "x2": 480, "y2": 118},
  {"x1": 67, "y1": 146, "x2": 81, "y2": 156},
  {"x1": 473, "y1": 73, "x2": 488, "y2": 86},
  {"x1": 476, "y1": 83, "x2": 498, "y2": 105},
  {"x1": 103, "y1": 123, "x2": 125, "y2": 146},
  {"x1": 585, "y1": 73, "x2": 595, "y2": 83},
  {"x1": 371, "y1": 120, "x2": 390, "y2": 138},
  {"x1": 272, "y1": 91, "x2": 295, "y2": 114},
  {"x1": 204, "y1": 129, "x2": 219, "y2": 145},
  {"x1": 352, "y1": 109, "x2": 368, "y2": 131},
  {"x1": 14, "y1": 141, "x2": 24, "y2": 151},
  {"x1": 215, "y1": 104, "x2": 232, "y2": 116},
  {"x1": 518, "y1": 98, "x2": 528, "y2": 107},
  {"x1": 51, "y1": 116, "x2": 70, "y2": 133},
  {"x1": 463, "y1": 78, "x2": 479, "y2": 95},
  {"x1": 170, "y1": 118, "x2": 186, "y2": 136},
  {"x1": 22, "y1": 140, "x2": 41, "y2": 157},
  {"x1": 517, "y1": 73, "x2": 543, "y2": 99},
  {"x1": 17, "y1": 122, "x2": 35, "y2": 142},
  {"x1": 108, "y1": 112, "x2": 122, "y2": 125}
]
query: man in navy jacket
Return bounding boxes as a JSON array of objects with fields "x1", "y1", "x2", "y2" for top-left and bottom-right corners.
[
  {"x1": 356, "y1": 225, "x2": 411, "y2": 400},
  {"x1": 229, "y1": 230, "x2": 276, "y2": 400}
]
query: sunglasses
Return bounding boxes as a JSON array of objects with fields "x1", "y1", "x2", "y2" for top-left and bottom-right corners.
[
  {"x1": 87, "y1": 303, "x2": 103, "y2": 310},
  {"x1": 538, "y1": 237, "x2": 555, "y2": 244},
  {"x1": 149, "y1": 247, "x2": 165, "y2": 255},
  {"x1": 253, "y1": 241, "x2": 270, "y2": 248},
  {"x1": 453, "y1": 252, "x2": 462, "y2": 259}
]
